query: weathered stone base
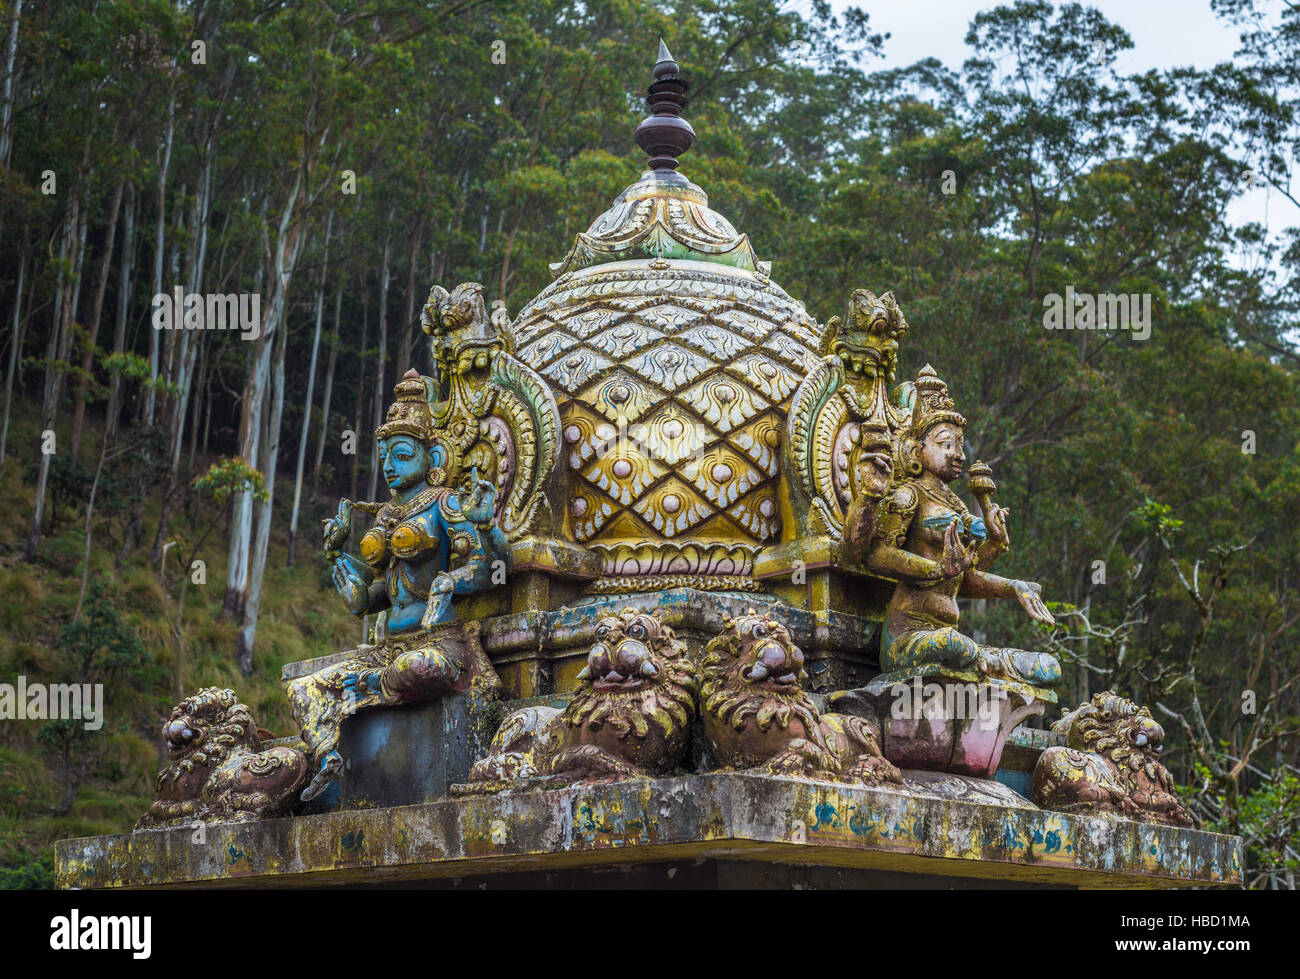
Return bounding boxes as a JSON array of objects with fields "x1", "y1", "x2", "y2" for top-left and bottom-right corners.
[{"x1": 57, "y1": 772, "x2": 1241, "y2": 889}]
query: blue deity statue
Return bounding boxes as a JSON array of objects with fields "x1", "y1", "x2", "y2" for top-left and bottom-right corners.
[{"x1": 288, "y1": 369, "x2": 508, "y2": 802}]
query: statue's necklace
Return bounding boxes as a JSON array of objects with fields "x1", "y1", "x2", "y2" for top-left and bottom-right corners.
[
  {"x1": 377, "y1": 486, "x2": 442, "y2": 528},
  {"x1": 918, "y1": 480, "x2": 969, "y2": 517}
]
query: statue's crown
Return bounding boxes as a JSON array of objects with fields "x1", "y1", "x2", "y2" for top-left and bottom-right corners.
[
  {"x1": 375, "y1": 368, "x2": 436, "y2": 441},
  {"x1": 904, "y1": 364, "x2": 966, "y2": 440}
]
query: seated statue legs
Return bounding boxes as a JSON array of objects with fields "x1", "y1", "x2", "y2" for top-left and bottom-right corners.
[
  {"x1": 287, "y1": 621, "x2": 471, "y2": 801},
  {"x1": 884, "y1": 626, "x2": 1060, "y2": 689}
]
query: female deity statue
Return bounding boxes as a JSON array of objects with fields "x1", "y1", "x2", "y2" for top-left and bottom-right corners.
[
  {"x1": 861, "y1": 365, "x2": 1062, "y2": 690},
  {"x1": 288, "y1": 369, "x2": 508, "y2": 801}
]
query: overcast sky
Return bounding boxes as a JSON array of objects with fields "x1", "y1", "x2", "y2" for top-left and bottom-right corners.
[{"x1": 822, "y1": 0, "x2": 1296, "y2": 273}]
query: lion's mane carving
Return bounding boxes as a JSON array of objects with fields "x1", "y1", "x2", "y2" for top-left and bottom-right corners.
[
  {"x1": 701, "y1": 610, "x2": 902, "y2": 785},
  {"x1": 135, "y1": 687, "x2": 309, "y2": 830},
  {"x1": 1033, "y1": 691, "x2": 1195, "y2": 827},
  {"x1": 455, "y1": 608, "x2": 698, "y2": 793}
]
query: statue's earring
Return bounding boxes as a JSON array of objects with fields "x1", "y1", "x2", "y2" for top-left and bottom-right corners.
[{"x1": 426, "y1": 467, "x2": 446, "y2": 486}]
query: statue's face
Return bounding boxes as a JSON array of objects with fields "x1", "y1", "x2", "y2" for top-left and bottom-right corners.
[
  {"x1": 379, "y1": 436, "x2": 431, "y2": 493},
  {"x1": 918, "y1": 423, "x2": 965, "y2": 482}
]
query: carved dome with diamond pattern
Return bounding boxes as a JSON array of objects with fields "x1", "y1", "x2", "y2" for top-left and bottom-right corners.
[{"x1": 507, "y1": 45, "x2": 826, "y2": 581}]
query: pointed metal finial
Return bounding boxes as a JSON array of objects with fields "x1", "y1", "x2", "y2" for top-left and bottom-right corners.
[
  {"x1": 654, "y1": 39, "x2": 678, "y2": 80},
  {"x1": 635, "y1": 41, "x2": 694, "y2": 171}
]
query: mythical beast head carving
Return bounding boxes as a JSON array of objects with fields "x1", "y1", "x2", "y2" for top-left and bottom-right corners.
[
  {"x1": 562, "y1": 608, "x2": 698, "y2": 768},
  {"x1": 700, "y1": 610, "x2": 901, "y2": 784},
  {"x1": 1034, "y1": 692, "x2": 1195, "y2": 827},
  {"x1": 135, "y1": 687, "x2": 308, "y2": 829}
]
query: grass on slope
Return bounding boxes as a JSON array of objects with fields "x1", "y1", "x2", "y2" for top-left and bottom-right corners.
[{"x1": 0, "y1": 401, "x2": 360, "y2": 887}]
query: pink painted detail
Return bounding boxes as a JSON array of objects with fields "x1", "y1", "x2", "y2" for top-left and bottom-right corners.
[
  {"x1": 485, "y1": 415, "x2": 516, "y2": 520},
  {"x1": 863, "y1": 680, "x2": 1047, "y2": 778},
  {"x1": 831, "y1": 422, "x2": 857, "y2": 507}
]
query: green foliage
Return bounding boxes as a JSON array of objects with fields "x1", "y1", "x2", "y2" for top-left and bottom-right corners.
[
  {"x1": 194, "y1": 457, "x2": 269, "y2": 506},
  {"x1": 58, "y1": 584, "x2": 149, "y2": 683},
  {"x1": 0, "y1": 851, "x2": 54, "y2": 891},
  {"x1": 23, "y1": 453, "x2": 92, "y2": 536}
]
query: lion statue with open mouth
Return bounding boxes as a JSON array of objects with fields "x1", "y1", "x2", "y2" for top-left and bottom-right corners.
[
  {"x1": 1033, "y1": 692, "x2": 1195, "y2": 826},
  {"x1": 135, "y1": 687, "x2": 310, "y2": 829},
  {"x1": 454, "y1": 608, "x2": 698, "y2": 793},
  {"x1": 701, "y1": 610, "x2": 902, "y2": 786}
]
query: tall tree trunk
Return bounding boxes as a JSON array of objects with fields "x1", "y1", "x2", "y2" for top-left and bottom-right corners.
[
  {"x1": 186, "y1": 341, "x2": 206, "y2": 476},
  {"x1": 24, "y1": 200, "x2": 78, "y2": 559},
  {"x1": 350, "y1": 279, "x2": 369, "y2": 502},
  {"x1": 238, "y1": 313, "x2": 288, "y2": 674},
  {"x1": 311, "y1": 285, "x2": 341, "y2": 498},
  {"x1": 223, "y1": 173, "x2": 305, "y2": 637},
  {"x1": 499, "y1": 216, "x2": 520, "y2": 303},
  {"x1": 54, "y1": 206, "x2": 88, "y2": 410},
  {"x1": 367, "y1": 208, "x2": 394, "y2": 502},
  {"x1": 0, "y1": 242, "x2": 27, "y2": 471},
  {"x1": 72, "y1": 432, "x2": 111, "y2": 625},
  {"x1": 144, "y1": 87, "x2": 175, "y2": 428},
  {"x1": 396, "y1": 218, "x2": 421, "y2": 377},
  {"x1": 0, "y1": 0, "x2": 22, "y2": 169},
  {"x1": 151, "y1": 146, "x2": 213, "y2": 565},
  {"x1": 288, "y1": 210, "x2": 333, "y2": 565},
  {"x1": 70, "y1": 173, "x2": 126, "y2": 458},
  {"x1": 106, "y1": 182, "x2": 135, "y2": 447},
  {"x1": 221, "y1": 299, "x2": 266, "y2": 623}
]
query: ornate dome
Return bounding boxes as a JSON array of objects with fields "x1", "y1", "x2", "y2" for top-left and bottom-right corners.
[{"x1": 508, "y1": 44, "x2": 828, "y2": 582}]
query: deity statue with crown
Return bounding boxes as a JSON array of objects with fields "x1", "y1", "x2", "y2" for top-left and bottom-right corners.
[
  {"x1": 865, "y1": 364, "x2": 1060, "y2": 688},
  {"x1": 829, "y1": 363, "x2": 1064, "y2": 776},
  {"x1": 287, "y1": 366, "x2": 510, "y2": 802}
]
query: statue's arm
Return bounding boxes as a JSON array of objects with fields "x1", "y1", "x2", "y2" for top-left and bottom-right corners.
[
  {"x1": 364, "y1": 580, "x2": 391, "y2": 613},
  {"x1": 973, "y1": 540, "x2": 1007, "y2": 570},
  {"x1": 840, "y1": 451, "x2": 893, "y2": 566},
  {"x1": 441, "y1": 517, "x2": 495, "y2": 594},
  {"x1": 963, "y1": 569, "x2": 1055, "y2": 625},
  {"x1": 957, "y1": 568, "x2": 1019, "y2": 600},
  {"x1": 972, "y1": 502, "x2": 1010, "y2": 569},
  {"x1": 330, "y1": 552, "x2": 388, "y2": 617},
  {"x1": 865, "y1": 541, "x2": 948, "y2": 582},
  {"x1": 436, "y1": 471, "x2": 511, "y2": 596},
  {"x1": 864, "y1": 485, "x2": 947, "y2": 583}
]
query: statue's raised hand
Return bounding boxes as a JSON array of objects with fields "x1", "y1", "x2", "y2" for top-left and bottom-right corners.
[
  {"x1": 323, "y1": 499, "x2": 353, "y2": 555},
  {"x1": 421, "y1": 573, "x2": 456, "y2": 631},
  {"x1": 1013, "y1": 580, "x2": 1055, "y2": 626},
  {"x1": 463, "y1": 466, "x2": 496, "y2": 525},
  {"x1": 985, "y1": 502, "x2": 1011, "y2": 548},
  {"x1": 937, "y1": 520, "x2": 977, "y2": 578},
  {"x1": 331, "y1": 557, "x2": 368, "y2": 615},
  {"x1": 852, "y1": 451, "x2": 893, "y2": 502}
]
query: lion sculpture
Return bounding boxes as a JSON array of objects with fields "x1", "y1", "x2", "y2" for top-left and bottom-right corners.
[
  {"x1": 454, "y1": 608, "x2": 698, "y2": 793},
  {"x1": 701, "y1": 610, "x2": 903, "y2": 786},
  {"x1": 135, "y1": 687, "x2": 310, "y2": 829},
  {"x1": 1033, "y1": 692, "x2": 1195, "y2": 827}
]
